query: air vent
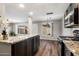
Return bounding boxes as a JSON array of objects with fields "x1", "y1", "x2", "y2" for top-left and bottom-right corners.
[{"x1": 46, "y1": 12, "x2": 53, "y2": 15}]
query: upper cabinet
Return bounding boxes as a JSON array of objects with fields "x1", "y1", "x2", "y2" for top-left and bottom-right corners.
[{"x1": 64, "y1": 3, "x2": 79, "y2": 28}]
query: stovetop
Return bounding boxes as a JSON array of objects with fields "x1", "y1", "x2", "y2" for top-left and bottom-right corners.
[{"x1": 59, "y1": 36, "x2": 79, "y2": 41}]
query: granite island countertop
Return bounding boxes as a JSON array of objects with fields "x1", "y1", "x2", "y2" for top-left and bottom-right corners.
[
  {"x1": 0, "y1": 34, "x2": 38, "y2": 44},
  {"x1": 40, "y1": 36, "x2": 58, "y2": 41},
  {"x1": 63, "y1": 40, "x2": 79, "y2": 56}
]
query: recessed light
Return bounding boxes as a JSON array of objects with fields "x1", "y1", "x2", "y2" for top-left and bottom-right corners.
[
  {"x1": 19, "y1": 4, "x2": 24, "y2": 8},
  {"x1": 29, "y1": 12, "x2": 33, "y2": 16}
]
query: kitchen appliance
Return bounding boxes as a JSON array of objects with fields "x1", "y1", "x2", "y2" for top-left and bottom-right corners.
[
  {"x1": 73, "y1": 30, "x2": 79, "y2": 40},
  {"x1": 73, "y1": 30, "x2": 79, "y2": 37}
]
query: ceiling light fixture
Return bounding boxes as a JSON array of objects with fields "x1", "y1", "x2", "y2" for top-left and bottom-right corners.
[
  {"x1": 29, "y1": 12, "x2": 33, "y2": 16},
  {"x1": 19, "y1": 4, "x2": 24, "y2": 8},
  {"x1": 43, "y1": 12, "x2": 53, "y2": 27}
]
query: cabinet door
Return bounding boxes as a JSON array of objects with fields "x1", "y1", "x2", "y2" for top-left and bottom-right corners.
[
  {"x1": 36, "y1": 36, "x2": 39, "y2": 50},
  {"x1": 64, "y1": 45, "x2": 74, "y2": 56},
  {"x1": 37, "y1": 35, "x2": 40, "y2": 49},
  {"x1": 35, "y1": 35, "x2": 40, "y2": 52},
  {"x1": 59, "y1": 41, "x2": 65, "y2": 56},
  {"x1": 74, "y1": 8, "x2": 78, "y2": 24},
  {"x1": 33, "y1": 36, "x2": 37, "y2": 53},
  {"x1": 26, "y1": 38, "x2": 32, "y2": 56},
  {"x1": 12, "y1": 41, "x2": 25, "y2": 56},
  {"x1": 31, "y1": 37, "x2": 34, "y2": 55},
  {"x1": 24, "y1": 39, "x2": 27, "y2": 56}
]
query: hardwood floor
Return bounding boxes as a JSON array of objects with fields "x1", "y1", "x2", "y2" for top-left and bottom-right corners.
[{"x1": 35, "y1": 40, "x2": 60, "y2": 56}]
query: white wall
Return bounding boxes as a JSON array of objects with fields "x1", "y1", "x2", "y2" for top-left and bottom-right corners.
[
  {"x1": 53, "y1": 20, "x2": 62, "y2": 37},
  {"x1": 38, "y1": 20, "x2": 62, "y2": 38},
  {"x1": 32, "y1": 23, "x2": 38, "y2": 34},
  {"x1": 8, "y1": 22, "x2": 39, "y2": 35},
  {"x1": 0, "y1": 4, "x2": 6, "y2": 33},
  {"x1": 38, "y1": 22, "x2": 52, "y2": 36},
  {"x1": 7, "y1": 19, "x2": 63, "y2": 38}
]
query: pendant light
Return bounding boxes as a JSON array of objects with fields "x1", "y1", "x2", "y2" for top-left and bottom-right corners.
[{"x1": 43, "y1": 12, "x2": 53, "y2": 27}]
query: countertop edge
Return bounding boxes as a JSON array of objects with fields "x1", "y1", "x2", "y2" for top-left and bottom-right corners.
[{"x1": 0, "y1": 34, "x2": 39, "y2": 44}]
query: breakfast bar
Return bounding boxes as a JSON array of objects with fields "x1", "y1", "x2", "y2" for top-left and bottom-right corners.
[{"x1": 0, "y1": 35, "x2": 40, "y2": 56}]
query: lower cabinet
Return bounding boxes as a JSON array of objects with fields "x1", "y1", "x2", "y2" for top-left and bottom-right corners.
[
  {"x1": 58, "y1": 40, "x2": 74, "y2": 56},
  {"x1": 64, "y1": 45, "x2": 74, "y2": 56},
  {"x1": 32, "y1": 35, "x2": 40, "y2": 55},
  {"x1": 26, "y1": 38, "x2": 33, "y2": 56},
  {"x1": 11, "y1": 40, "x2": 25, "y2": 56},
  {"x1": 11, "y1": 35, "x2": 40, "y2": 56},
  {"x1": 58, "y1": 41, "x2": 65, "y2": 56}
]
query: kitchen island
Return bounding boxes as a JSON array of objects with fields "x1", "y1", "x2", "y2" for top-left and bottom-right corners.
[{"x1": 0, "y1": 34, "x2": 40, "y2": 56}]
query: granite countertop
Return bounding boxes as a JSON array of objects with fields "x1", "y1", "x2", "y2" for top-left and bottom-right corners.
[
  {"x1": 0, "y1": 34, "x2": 38, "y2": 44},
  {"x1": 63, "y1": 40, "x2": 79, "y2": 56},
  {"x1": 40, "y1": 35, "x2": 58, "y2": 41}
]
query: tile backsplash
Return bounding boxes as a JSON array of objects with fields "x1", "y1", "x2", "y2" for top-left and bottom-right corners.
[{"x1": 63, "y1": 28, "x2": 79, "y2": 36}]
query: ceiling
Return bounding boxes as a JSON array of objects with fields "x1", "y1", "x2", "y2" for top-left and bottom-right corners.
[{"x1": 5, "y1": 3, "x2": 69, "y2": 23}]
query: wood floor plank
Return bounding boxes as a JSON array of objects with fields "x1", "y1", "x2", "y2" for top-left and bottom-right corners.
[
  {"x1": 35, "y1": 40, "x2": 60, "y2": 56},
  {"x1": 35, "y1": 40, "x2": 47, "y2": 56}
]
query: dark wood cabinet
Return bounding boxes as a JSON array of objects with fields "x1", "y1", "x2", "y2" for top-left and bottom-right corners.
[
  {"x1": 12, "y1": 40, "x2": 25, "y2": 56},
  {"x1": 64, "y1": 45, "x2": 74, "y2": 56},
  {"x1": 11, "y1": 35, "x2": 40, "y2": 56},
  {"x1": 36, "y1": 35, "x2": 40, "y2": 50},
  {"x1": 32, "y1": 35, "x2": 40, "y2": 55},
  {"x1": 26, "y1": 38, "x2": 33, "y2": 56},
  {"x1": 24, "y1": 39, "x2": 28, "y2": 56},
  {"x1": 58, "y1": 41, "x2": 65, "y2": 56},
  {"x1": 58, "y1": 39, "x2": 74, "y2": 56}
]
